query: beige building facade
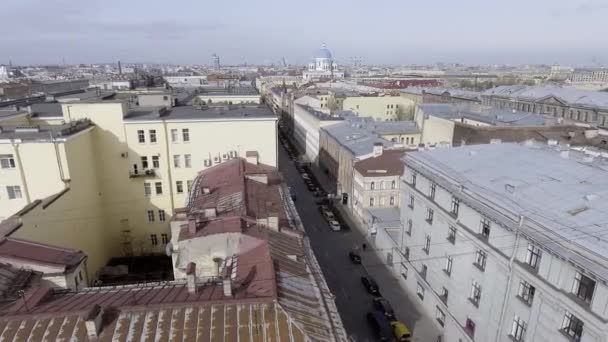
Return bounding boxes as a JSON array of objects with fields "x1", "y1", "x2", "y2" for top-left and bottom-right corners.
[{"x1": 342, "y1": 95, "x2": 415, "y2": 121}]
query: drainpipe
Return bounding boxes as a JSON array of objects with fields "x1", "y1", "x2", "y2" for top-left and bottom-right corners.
[
  {"x1": 495, "y1": 215, "x2": 524, "y2": 341},
  {"x1": 162, "y1": 120, "x2": 175, "y2": 212},
  {"x1": 11, "y1": 141, "x2": 31, "y2": 204},
  {"x1": 52, "y1": 133, "x2": 67, "y2": 182}
]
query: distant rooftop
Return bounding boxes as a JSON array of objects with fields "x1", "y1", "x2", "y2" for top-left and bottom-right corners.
[
  {"x1": 199, "y1": 86, "x2": 258, "y2": 96},
  {"x1": 354, "y1": 149, "x2": 407, "y2": 177},
  {"x1": 125, "y1": 104, "x2": 275, "y2": 121},
  {"x1": 55, "y1": 90, "x2": 115, "y2": 103},
  {"x1": 0, "y1": 120, "x2": 93, "y2": 141},
  {"x1": 419, "y1": 103, "x2": 553, "y2": 126},
  {"x1": 483, "y1": 85, "x2": 608, "y2": 109},
  {"x1": 424, "y1": 87, "x2": 482, "y2": 101},
  {"x1": 29, "y1": 102, "x2": 63, "y2": 117},
  {"x1": 405, "y1": 143, "x2": 608, "y2": 281}
]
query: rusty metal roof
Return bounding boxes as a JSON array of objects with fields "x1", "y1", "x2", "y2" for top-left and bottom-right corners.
[{"x1": 0, "y1": 238, "x2": 86, "y2": 274}]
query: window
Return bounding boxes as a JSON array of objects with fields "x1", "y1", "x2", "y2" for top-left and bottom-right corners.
[
  {"x1": 518, "y1": 281, "x2": 535, "y2": 305},
  {"x1": 187, "y1": 180, "x2": 193, "y2": 193},
  {"x1": 158, "y1": 210, "x2": 166, "y2": 222},
  {"x1": 441, "y1": 287, "x2": 449, "y2": 304},
  {"x1": 182, "y1": 128, "x2": 190, "y2": 142},
  {"x1": 572, "y1": 271, "x2": 596, "y2": 304},
  {"x1": 404, "y1": 246, "x2": 410, "y2": 260},
  {"x1": 137, "y1": 130, "x2": 145, "y2": 143},
  {"x1": 411, "y1": 172, "x2": 417, "y2": 186},
  {"x1": 171, "y1": 129, "x2": 178, "y2": 142},
  {"x1": 408, "y1": 195, "x2": 415, "y2": 209},
  {"x1": 173, "y1": 155, "x2": 181, "y2": 168},
  {"x1": 176, "y1": 181, "x2": 184, "y2": 194},
  {"x1": 470, "y1": 281, "x2": 481, "y2": 307},
  {"x1": 561, "y1": 312, "x2": 583, "y2": 341},
  {"x1": 141, "y1": 156, "x2": 149, "y2": 169},
  {"x1": 480, "y1": 218, "x2": 491, "y2": 238},
  {"x1": 429, "y1": 183, "x2": 436, "y2": 200},
  {"x1": 421, "y1": 264, "x2": 427, "y2": 279},
  {"x1": 525, "y1": 244, "x2": 542, "y2": 269},
  {"x1": 426, "y1": 208, "x2": 434, "y2": 224},
  {"x1": 147, "y1": 210, "x2": 155, "y2": 222},
  {"x1": 6, "y1": 186, "x2": 22, "y2": 200},
  {"x1": 184, "y1": 154, "x2": 192, "y2": 168},
  {"x1": 149, "y1": 130, "x2": 157, "y2": 143},
  {"x1": 416, "y1": 283, "x2": 425, "y2": 300},
  {"x1": 144, "y1": 183, "x2": 152, "y2": 196},
  {"x1": 451, "y1": 197, "x2": 459, "y2": 216},
  {"x1": 444, "y1": 256, "x2": 453, "y2": 275},
  {"x1": 391, "y1": 180, "x2": 396, "y2": 189},
  {"x1": 423, "y1": 235, "x2": 431, "y2": 254},
  {"x1": 389, "y1": 196, "x2": 395, "y2": 206},
  {"x1": 150, "y1": 234, "x2": 158, "y2": 246},
  {"x1": 400, "y1": 263, "x2": 408, "y2": 280},
  {"x1": 161, "y1": 233, "x2": 169, "y2": 244},
  {"x1": 465, "y1": 318, "x2": 476, "y2": 337},
  {"x1": 0, "y1": 154, "x2": 15, "y2": 169},
  {"x1": 370, "y1": 181, "x2": 375, "y2": 190},
  {"x1": 447, "y1": 226, "x2": 456, "y2": 244},
  {"x1": 163, "y1": 95, "x2": 169, "y2": 101},
  {"x1": 474, "y1": 250, "x2": 487, "y2": 271},
  {"x1": 511, "y1": 316, "x2": 526, "y2": 342},
  {"x1": 152, "y1": 156, "x2": 160, "y2": 168},
  {"x1": 406, "y1": 219, "x2": 412, "y2": 236},
  {"x1": 436, "y1": 308, "x2": 445, "y2": 326},
  {"x1": 155, "y1": 182, "x2": 163, "y2": 195}
]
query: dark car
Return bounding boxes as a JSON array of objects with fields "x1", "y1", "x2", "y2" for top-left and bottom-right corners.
[
  {"x1": 349, "y1": 250, "x2": 361, "y2": 264},
  {"x1": 367, "y1": 311, "x2": 393, "y2": 341},
  {"x1": 361, "y1": 276, "x2": 381, "y2": 296},
  {"x1": 373, "y1": 297, "x2": 396, "y2": 320}
]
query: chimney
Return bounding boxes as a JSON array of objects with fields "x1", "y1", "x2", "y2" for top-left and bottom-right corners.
[
  {"x1": 84, "y1": 304, "x2": 104, "y2": 339},
  {"x1": 188, "y1": 219, "x2": 197, "y2": 235},
  {"x1": 223, "y1": 278, "x2": 232, "y2": 297},
  {"x1": 246, "y1": 151, "x2": 259, "y2": 165},
  {"x1": 202, "y1": 187, "x2": 211, "y2": 194},
  {"x1": 186, "y1": 262, "x2": 197, "y2": 294},
  {"x1": 267, "y1": 215, "x2": 279, "y2": 231},
  {"x1": 373, "y1": 142, "x2": 383, "y2": 157}
]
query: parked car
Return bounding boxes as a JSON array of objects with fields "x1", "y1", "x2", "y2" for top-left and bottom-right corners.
[
  {"x1": 390, "y1": 321, "x2": 412, "y2": 342},
  {"x1": 349, "y1": 250, "x2": 361, "y2": 264},
  {"x1": 322, "y1": 209, "x2": 335, "y2": 221},
  {"x1": 314, "y1": 197, "x2": 329, "y2": 205},
  {"x1": 361, "y1": 276, "x2": 381, "y2": 296},
  {"x1": 372, "y1": 297, "x2": 396, "y2": 320},
  {"x1": 301, "y1": 173, "x2": 310, "y2": 180},
  {"x1": 367, "y1": 311, "x2": 393, "y2": 341},
  {"x1": 329, "y1": 220, "x2": 341, "y2": 231}
]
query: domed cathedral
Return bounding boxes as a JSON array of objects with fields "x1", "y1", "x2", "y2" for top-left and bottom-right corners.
[{"x1": 302, "y1": 43, "x2": 345, "y2": 82}]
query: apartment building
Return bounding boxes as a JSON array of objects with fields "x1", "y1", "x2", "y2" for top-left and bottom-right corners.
[
  {"x1": 342, "y1": 95, "x2": 416, "y2": 121},
  {"x1": 396, "y1": 143, "x2": 608, "y2": 342},
  {"x1": 0, "y1": 98, "x2": 278, "y2": 279},
  {"x1": 291, "y1": 100, "x2": 343, "y2": 164},
  {"x1": 481, "y1": 85, "x2": 608, "y2": 127}
]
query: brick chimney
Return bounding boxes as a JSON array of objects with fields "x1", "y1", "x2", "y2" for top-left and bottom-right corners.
[
  {"x1": 84, "y1": 304, "x2": 104, "y2": 339},
  {"x1": 372, "y1": 142, "x2": 383, "y2": 157},
  {"x1": 186, "y1": 262, "x2": 197, "y2": 294}
]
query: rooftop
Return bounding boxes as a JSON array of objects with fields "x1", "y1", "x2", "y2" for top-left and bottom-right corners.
[
  {"x1": 424, "y1": 87, "x2": 482, "y2": 101},
  {"x1": 323, "y1": 116, "x2": 417, "y2": 156},
  {"x1": 199, "y1": 87, "x2": 258, "y2": 96},
  {"x1": 55, "y1": 90, "x2": 115, "y2": 103},
  {"x1": 482, "y1": 85, "x2": 608, "y2": 109},
  {"x1": 29, "y1": 102, "x2": 63, "y2": 117},
  {"x1": 0, "y1": 238, "x2": 86, "y2": 274},
  {"x1": 419, "y1": 103, "x2": 553, "y2": 126},
  {"x1": 0, "y1": 120, "x2": 94, "y2": 141},
  {"x1": 405, "y1": 143, "x2": 608, "y2": 280},
  {"x1": 354, "y1": 149, "x2": 407, "y2": 177},
  {"x1": 125, "y1": 104, "x2": 275, "y2": 121}
]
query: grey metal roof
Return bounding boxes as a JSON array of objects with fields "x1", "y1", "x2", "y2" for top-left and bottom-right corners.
[
  {"x1": 423, "y1": 87, "x2": 481, "y2": 101},
  {"x1": 0, "y1": 110, "x2": 25, "y2": 120},
  {"x1": 0, "y1": 120, "x2": 93, "y2": 141},
  {"x1": 323, "y1": 116, "x2": 417, "y2": 156},
  {"x1": 124, "y1": 104, "x2": 275, "y2": 121},
  {"x1": 482, "y1": 85, "x2": 608, "y2": 110},
  {"x1": 405, "y1": 143, "x2": 608, "y2": 279},
  {"x1": 419, "y1": 103, "x2": 551, "y2": 126},
  {"x1": 30, "y1": 103, "x2": 63, "y2": 117}
]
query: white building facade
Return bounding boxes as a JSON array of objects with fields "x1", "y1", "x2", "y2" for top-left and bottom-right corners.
[{"x1": 396, "y1": 143, "x2": 608, "y2": 342}]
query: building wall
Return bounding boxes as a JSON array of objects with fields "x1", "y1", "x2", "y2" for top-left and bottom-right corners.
[
  {"x1": 380, "y1": 133, "x2": 420, "y2": 147},
  {"x1": 352, "y1": 172, "x2": 400, "y2": 219},
  {"x1": 342, "y1": 96, "x2": 415, "y2": 121},
  {"x1": 292, "y1": 104, "x2": 341, "y2": 164},
  {"x1": 197, "y1": 95, "x2": 260, "y2": 104},
  {"x1": 415, "y1": 107, "x2": 455, "y2": 146},
  {"x1": 397, "y1": 161, "x2": 608, "y2": 342},
  {"x1": 400, "y1": 92, "x2": 424, "y2": 105},
  {"x1": 138, "y1": 94, "x2": 173, "y2": 107}
]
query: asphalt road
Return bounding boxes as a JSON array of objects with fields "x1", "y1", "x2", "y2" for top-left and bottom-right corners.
[{"x1": 278, "y1": 143, "x2": 378, "y2": 341}]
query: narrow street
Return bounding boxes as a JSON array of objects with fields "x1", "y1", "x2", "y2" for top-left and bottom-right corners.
[{"x1": 277, "y1": 136, "x2": 440, "y2": 341}]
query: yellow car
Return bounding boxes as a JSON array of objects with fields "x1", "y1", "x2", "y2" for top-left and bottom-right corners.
[{"x1": 390, "y1": 321, "x2": 412, "y2": 342}]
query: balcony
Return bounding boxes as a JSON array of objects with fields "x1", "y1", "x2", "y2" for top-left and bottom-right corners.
[{"x1": 129, "y1": 169, "x2": 156, "y2": 178}]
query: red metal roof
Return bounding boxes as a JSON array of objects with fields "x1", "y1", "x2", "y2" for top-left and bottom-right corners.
[{"x1": 0, "y1": 238, "x2": 86, "y2": 273}]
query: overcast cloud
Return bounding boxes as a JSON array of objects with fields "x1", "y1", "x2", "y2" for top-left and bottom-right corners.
[{"x1": 1, "y1": 0, "x2": 607, "y2": 66}]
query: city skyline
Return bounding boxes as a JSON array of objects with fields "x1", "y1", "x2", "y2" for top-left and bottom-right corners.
[{"x1": 1, "y1": 0, "x2": 608, "y2": 66}]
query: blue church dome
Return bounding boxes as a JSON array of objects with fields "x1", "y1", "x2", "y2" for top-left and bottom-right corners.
[{"x1": 315, "y1": 44, "x2": 332, "y2": 59}]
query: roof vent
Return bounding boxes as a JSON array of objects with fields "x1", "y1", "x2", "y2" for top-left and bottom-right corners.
[{"x1": 84, "y1": 304, "x2": 104, "y2": 339}]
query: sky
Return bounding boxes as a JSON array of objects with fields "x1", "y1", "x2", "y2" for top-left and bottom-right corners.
[{"x1": 1, "y1": 0, "x2": 607, "y2": 66}]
